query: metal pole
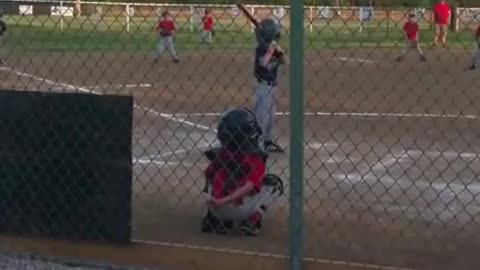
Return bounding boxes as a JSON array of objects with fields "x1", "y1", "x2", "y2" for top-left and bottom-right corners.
[
  {"x1": 309, "y1": 6, "x2": 313, "y2": 33},
  {"x1": 60, "y1": 0, "x2": 64, "y2": 31},
  {"x1": 289, "y1": 0, "x2": 304, "y2": 269},
  {"x1": 386, "y1": 9, "x2": 390, "y2": 38},
  {"x1": 125, "y1": 4, "x2": 130, "y2": 33},
  {"x1": 251, "y1": 6, "x2": 255, "y2": 33},
  {"x1": 359, "y1": 7, "x2": 363, "y2": 33},
  {"x1": 190, "y1": 5, "x2": 194, "y2": 33}
]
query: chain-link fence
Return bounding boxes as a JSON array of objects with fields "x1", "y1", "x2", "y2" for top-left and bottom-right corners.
[{"x1": 0, "y1": 0, "x2": 479, "y2": 270}]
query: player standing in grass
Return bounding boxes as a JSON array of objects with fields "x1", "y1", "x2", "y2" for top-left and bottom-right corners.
[
  {"x1": 396, "y1": 12, "x2": 426, "y2": 62},
  {"x1": 433, "y1": 0, "x2": 451, "y2": 48},
  {"x1": 153, "y1": 10, "x2": 179, "y2": 64},
  {"x1": 467, "y1": 25, "x2": 480, "y2": 70},
  {"x1": 201, "y1": 8, "x2": 214, "y2": 45},
  {"x1": 0, "y1": 11, "x2": 7, "y2": 65}
]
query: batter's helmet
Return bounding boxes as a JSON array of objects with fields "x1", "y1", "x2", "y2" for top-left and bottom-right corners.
[
  {"x1": 216, "y1": 107, "x2": 263, "y2": 152},
  {"x1": 255, "y1": 18, "x2": 281, "y2": 45}
]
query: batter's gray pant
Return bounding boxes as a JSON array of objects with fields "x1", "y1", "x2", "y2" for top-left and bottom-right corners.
[
  {"x1": 208, "y1": 185, "x2": 281, "y2": 221},
  {"x1": 154, "y1": 36, "x2": 177, "y2": 60},
  {"x1": 400, "y1": 40, "x2": 424, "y2": 57},
  {"x1": 254, "y1": 82, "x2": 277, "y2": 142}
]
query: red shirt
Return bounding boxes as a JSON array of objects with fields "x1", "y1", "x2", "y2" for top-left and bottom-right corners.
[
  {"x1": 157, "y1": 19, "x2": 175, "y2": 35},
  {"x1": 403, "y1": 21, "x2": 419, "y2": 41},
  {"x1": 205, "y1": 149, "x2": 265, "y2": 204},
  {"x1": 433, "y1": 2, "x2": 450, "y2": 24},
  {"x1": 476, "y1": 26, "x2": 480, "y2": 38},
  {"x1": 203, "y1": 16, "x2": 214, "y2": 31}
]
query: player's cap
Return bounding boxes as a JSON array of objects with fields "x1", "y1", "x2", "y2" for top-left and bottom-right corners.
[
  {"x1": 162, "y1": 10, "x2": 170, "y2": 17},
  {"x1": 408, "y1": 11, "x2": 416, "y2": 17}
]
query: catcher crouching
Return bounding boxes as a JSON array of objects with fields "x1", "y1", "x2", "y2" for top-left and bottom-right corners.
[{"x1": 201, "y1": 107, "x2": 284, "y2": 236}]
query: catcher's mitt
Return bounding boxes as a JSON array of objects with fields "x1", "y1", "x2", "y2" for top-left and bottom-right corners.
[{"x1": 262, "y1": 173, "x2": 284, "y2": 196}]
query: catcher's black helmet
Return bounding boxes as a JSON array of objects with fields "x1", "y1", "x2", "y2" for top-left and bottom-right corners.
[{"x1": 217, "y1": 107, "x2": 263, "y2": 152}]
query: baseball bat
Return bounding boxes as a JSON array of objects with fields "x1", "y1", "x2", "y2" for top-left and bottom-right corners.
[
  {"x1": 236, "y1": 4, "x2": 259, "y2": 28},
  {"x1": 236, "y1": 3, "x2": 283, "y2": 50}
]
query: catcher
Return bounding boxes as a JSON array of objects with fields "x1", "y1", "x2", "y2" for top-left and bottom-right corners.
[
  {"x1": 153, "y1": 10, "x2": 179, "y2": 63},
  {"x1": 396, "y1": 12, "x2": 426, "y2": 62},
  {"x1": 201, "y1": 107, "x2": 284, "y2": 236}
]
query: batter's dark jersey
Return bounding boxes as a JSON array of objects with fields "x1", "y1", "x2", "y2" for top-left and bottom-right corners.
[{"x1": 254, "y1": 44, "x2": 281, "y2": 84}]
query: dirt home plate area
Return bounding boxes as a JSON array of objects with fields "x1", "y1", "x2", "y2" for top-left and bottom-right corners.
[{"x1": 1, "y1": 47, "x2": 480, "y2": 270}]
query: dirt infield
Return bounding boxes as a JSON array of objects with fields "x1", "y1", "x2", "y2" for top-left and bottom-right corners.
[{"x1": 1, "y1": 46, "x2": 480, "y2": 270}]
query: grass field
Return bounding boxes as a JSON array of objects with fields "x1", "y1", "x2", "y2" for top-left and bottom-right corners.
[{"x1": 4, "y1": 15, "x2": 478, "y2": 52}]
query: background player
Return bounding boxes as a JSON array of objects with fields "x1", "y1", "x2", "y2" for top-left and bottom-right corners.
[
  {"x1": 396, "y1": 12, "x2": 426, "y2": 62},
  {"x1": 467, "y1": 24, "x2": 480, "y2": 70},
  {"x1": 432, "y1": 0, "x2": 451, "y2": 47},
  {"x1": 201, "y1": 8, "x2": 214, "y2": 45},
  {"x1": 153, "y1": 10, "x2": 179, "y2": 63},
  {"x1": 0, "y1": 10, "x2": 7, "y2": 65},
  {"x1": 253, "y1": 18, "x2": 286, "y2": 153},
  {"x1": 202, "y1": 107, "x2": 284, "y2": 236}
]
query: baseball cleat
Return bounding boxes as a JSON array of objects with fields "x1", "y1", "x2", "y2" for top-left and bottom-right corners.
[
  {"x1": 395, "y1": 56, "x2": 404, "y2": 62},
  {"x1": 201, "y1": 211, "x2": 232, "y2": 234},
  {"x1": 264, "y1": 141, "x2": 284, "y2": 153},
  {"x1": 420, "y1": 55, "x2": 427, "y2": 62},
  {"x1": 468, "y1": 64, "x2": 477, "y2": 70},
  {"x1": 240, "y1": 220, "x2": 261, "y2": 236},
  {"x1": 173, "y1": 59, "x2": 179, "y2": 63}
]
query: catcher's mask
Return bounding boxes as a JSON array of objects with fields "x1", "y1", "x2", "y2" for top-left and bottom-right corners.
[{"x1": 216, "y1": 107, "x2": 264, "y2": 153}]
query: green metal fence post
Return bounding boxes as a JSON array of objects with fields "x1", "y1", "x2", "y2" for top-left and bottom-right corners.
[{"x1": 289, "y1": 0, "x2": 304, "y2": 270}]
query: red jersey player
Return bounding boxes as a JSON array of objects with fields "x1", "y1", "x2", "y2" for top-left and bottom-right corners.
[
  {"x1": 396, "y1": 12, "x2": 426, "y2": 62},
  {"x1": 201, "y1": 8, "x2": 214, "y2": 44},
  {"x1": 433, "y1": 0, "x2": 451, "y2": 47},
  {"x1": 153, "y1": 10, "x2": 179, "y2": 63},
  {"x1": 201, "y1": 108, "x2": 284, "y2": 236}
]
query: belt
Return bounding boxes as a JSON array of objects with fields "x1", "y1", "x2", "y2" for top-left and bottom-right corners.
[{"x1": 257, "y1": 79, "x2": 277, "y2": 87}]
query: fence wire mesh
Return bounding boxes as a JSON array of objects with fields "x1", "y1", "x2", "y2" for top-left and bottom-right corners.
[{"x1": 0, "y1": 1, "x2": 479, "y2": 270}]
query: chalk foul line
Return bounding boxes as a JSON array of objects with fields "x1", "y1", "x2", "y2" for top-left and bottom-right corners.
[
  {"x1": 154, "y1": 111, "x2": 480, "y2": 120},
  {"x1": 0, "y1": 66, "x2": 214, "y2": 132},
  {"x1": 132, "y1": 239, "x2": 416, "y2": 270}
]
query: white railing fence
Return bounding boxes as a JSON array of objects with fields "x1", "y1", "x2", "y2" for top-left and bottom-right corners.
[
  {"x1": 5, "y1": 0, "x2": 385, "y2": 33},
  {"x1": 7, "y1": 0, "x2": 480, "y2": 33}
]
